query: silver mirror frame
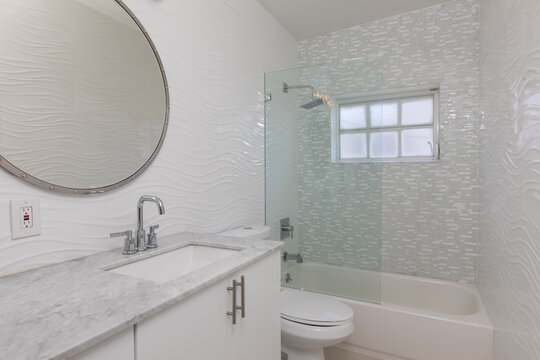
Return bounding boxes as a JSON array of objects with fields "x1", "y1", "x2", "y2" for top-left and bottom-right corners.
[{"x1": 0, "y1": 0, "x2": 169, "y2": 196}]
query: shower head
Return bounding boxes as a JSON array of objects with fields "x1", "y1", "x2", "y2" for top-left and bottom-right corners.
[
  {"x1": 301, "y1": 98, "x2": 325, "y2": 109},
  {"x1": 282, "y1": 82, "x2": 327, "y2": 110}
]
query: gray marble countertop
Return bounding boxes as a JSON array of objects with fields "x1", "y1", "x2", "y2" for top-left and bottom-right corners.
[{"x1": 0, "y1": 232, "x2": 283, "y2": 360}]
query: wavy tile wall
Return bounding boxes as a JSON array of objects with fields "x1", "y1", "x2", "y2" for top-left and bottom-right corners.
[
  {"x1": 478, "y1": 0, "x2": 540, "y2": 358},
  {"x1": 297, "y1": 0, "x2": 480, "y2": 283},
  {"x1": 0, "y1": 0, "x2": 297, "y2": 276}
]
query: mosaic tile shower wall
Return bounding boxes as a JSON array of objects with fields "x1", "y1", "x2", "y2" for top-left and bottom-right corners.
[
  {"x1": 296, "y1": 0, "x2": 480, "y2": 283},
  {"x1": 478, "y1": 0, "x2": 540, "y2": 358},
  {"x1": 295, "y1": 58, "x2": 384, "y2": 272}
]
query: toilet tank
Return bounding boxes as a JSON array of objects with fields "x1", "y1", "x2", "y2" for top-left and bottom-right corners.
[{"x1": 219, "y1": 225, "x2": 271, "y2": 241}]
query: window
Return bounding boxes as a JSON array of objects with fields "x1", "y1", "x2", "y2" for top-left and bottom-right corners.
[{"x1": 332, "y1": 87, "x2": 439, "y2": 162}]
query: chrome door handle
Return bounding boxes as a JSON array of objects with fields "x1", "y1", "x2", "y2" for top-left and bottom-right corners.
[
  {"x1": 236, "y1": 275, "x2": 245, "y2": 318},
  {"x1": 227, "y1": 279, "x2": 238, "y2": 325}
]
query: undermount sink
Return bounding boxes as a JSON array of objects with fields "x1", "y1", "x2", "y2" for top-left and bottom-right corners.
[{"x1": 107, "y1": 244, "x2": 240, "y2": 283}]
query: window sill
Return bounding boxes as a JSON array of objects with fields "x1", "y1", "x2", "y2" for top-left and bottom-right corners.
[{"x1": 334, "y1": 157, "x2": 440, "y2": 164}]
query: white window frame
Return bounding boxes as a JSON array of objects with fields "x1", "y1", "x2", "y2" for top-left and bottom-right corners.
[{"x1": 331, "y1": 86, "x2": 440, "y2": 163}]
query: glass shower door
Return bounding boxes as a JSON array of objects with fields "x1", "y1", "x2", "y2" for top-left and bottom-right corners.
[{"x1": 265, "y1": 57, "x2": 383, "y2": 304}]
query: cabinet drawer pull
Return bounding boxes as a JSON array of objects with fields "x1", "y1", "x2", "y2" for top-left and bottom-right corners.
[
  {"x1": 227, "y1": 279, "x2": 238, "y2": 325},
  {"x1": 236, "y1": 275, "x2": 245, "y2": 318}
]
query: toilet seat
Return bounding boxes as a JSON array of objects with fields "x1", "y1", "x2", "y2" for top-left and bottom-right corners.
[
  {"x1": 281, "y1": 289, "x2": 354, "y2": 327},
  {"x1": 281, "y1": 314, "x2": 350, "y2": 327},
  {"x1": 281, "y1": 316, "x2": 355, "y2": 343}
]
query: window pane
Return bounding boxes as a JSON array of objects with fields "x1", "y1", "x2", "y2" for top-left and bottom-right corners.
[
  {"x1": 340, "y1": 133, "x2": 367, "y2": 159},
  {"x1": 401, "y1": 128, "x2": 433, "y2": 157},
  {"x1": 340, "y1": 105, "x2": 366, "y2": 129},
  {"x1": 370, "y1": 102, "x2": 398, "y2": 127},
  {"x1": 402, "y1": 97, "x2": 433, "y2": 125},
  {"x1": 370, "y1": 131, "x2": 398, "y2": 158}
]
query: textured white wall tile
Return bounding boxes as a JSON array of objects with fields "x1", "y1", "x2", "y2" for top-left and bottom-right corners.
[
  {"x1": 0, "y1": 0, "x2": 297, "y2": 276},
  {"x1": 478, "y1": 0, "x2": 540, "y2": 358},
  {"x1": 297, "y1": 0, "x2": 480, "y2": 283}
]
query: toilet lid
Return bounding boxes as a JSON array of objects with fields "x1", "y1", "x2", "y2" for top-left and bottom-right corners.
[
  {"x1": 281, "y1": 289, "x2": 353, "y2": 326},
  {"x1": 219, "y1": 225, "x2": 271, "y2": 241}
]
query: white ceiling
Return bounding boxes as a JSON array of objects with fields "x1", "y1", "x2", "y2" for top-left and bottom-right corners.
[{"x1": 258, "y1": 0, "x2": 450, "y2": 40}]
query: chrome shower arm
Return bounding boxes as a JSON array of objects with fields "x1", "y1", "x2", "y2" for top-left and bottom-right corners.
[{"x1": 282, "y1": 82, "x2": 315, "y2": 96}]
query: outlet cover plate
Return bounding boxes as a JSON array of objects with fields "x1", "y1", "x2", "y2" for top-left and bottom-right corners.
[{"x1": 10, "y1": 199, "x2": 41, "y2": 240}]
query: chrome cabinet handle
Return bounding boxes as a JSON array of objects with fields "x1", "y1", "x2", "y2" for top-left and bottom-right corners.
[
  {"x1": 236, "y1": 275, "x2": 245, "y2": 318},
  {"x1": 227, "y1": 276, "x2": 246, "y2": 324},
  {"x1": 227, "y1": 279, "x2": 238, "y2": 325}
]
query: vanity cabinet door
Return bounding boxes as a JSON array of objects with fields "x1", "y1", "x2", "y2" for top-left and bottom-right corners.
[
  {"x1": 68, "y1": 327, "x2": 134, "y2": 360},
  {"x1": 231, "y1": 252, "x2": 281, "y2": 360},
  {"x1": 136, "y1": 251, "x2": 280, "y2": 360},
  {"x1": 136, "y1": 276, "x2": 234, "y2": 360}
]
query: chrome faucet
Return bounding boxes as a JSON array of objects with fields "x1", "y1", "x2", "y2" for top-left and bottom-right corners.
[
  {"x1": 282, "y1": 251, "x2": 303, "y2": 263},
  {"x1": 136, "y1": 195, "x2": 165, "y2": 251}
]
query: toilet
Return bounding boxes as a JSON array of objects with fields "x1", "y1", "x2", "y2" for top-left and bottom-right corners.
[
  {"x1": 281, "y1": 289, "x2": 354, "y2": 360},
  {"x1": 219, "y1": 225, "x2": 355, "y2": 360}
]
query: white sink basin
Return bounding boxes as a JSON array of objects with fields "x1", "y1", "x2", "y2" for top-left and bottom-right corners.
[{"x1": 107, "y1": 245, "x2": 240, "y2": 283}]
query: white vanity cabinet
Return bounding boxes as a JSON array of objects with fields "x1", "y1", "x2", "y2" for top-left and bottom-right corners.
[{"x1": 136, "y1": 252, "x2": 281, "y2": 360}]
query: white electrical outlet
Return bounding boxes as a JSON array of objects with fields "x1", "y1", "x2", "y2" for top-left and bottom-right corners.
[{"x1": 10, "y1": 199, "x2": 41, "y2": 240}]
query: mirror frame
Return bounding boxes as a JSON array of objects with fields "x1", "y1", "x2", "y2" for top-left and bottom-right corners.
[{"x1": 0, "y1": 0, "x2": 169, "y2": 195}]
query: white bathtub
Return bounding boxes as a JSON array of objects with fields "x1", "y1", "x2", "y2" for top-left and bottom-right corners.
[{"x1": 282, "y1": 262, "x2": 493, "y2": 360}]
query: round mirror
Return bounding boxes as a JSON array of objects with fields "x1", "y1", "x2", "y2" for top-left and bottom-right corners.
[{"x1": 0, "y1": 0, "x2": 169, "y2": 195}]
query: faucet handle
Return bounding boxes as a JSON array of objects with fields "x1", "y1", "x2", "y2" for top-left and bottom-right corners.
[
  {"x1": 110, "y1": 230, "x2": 132, "y2": 238},
  {"x1": 110, "y1": 230, "x2": 137, "y2": 255},
  {"x1": 281, "y1": 225, "x2": 294, "y2": 239},
  {"x1": 147, "y1": 224, "x2": 160, "y2": 249}
]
